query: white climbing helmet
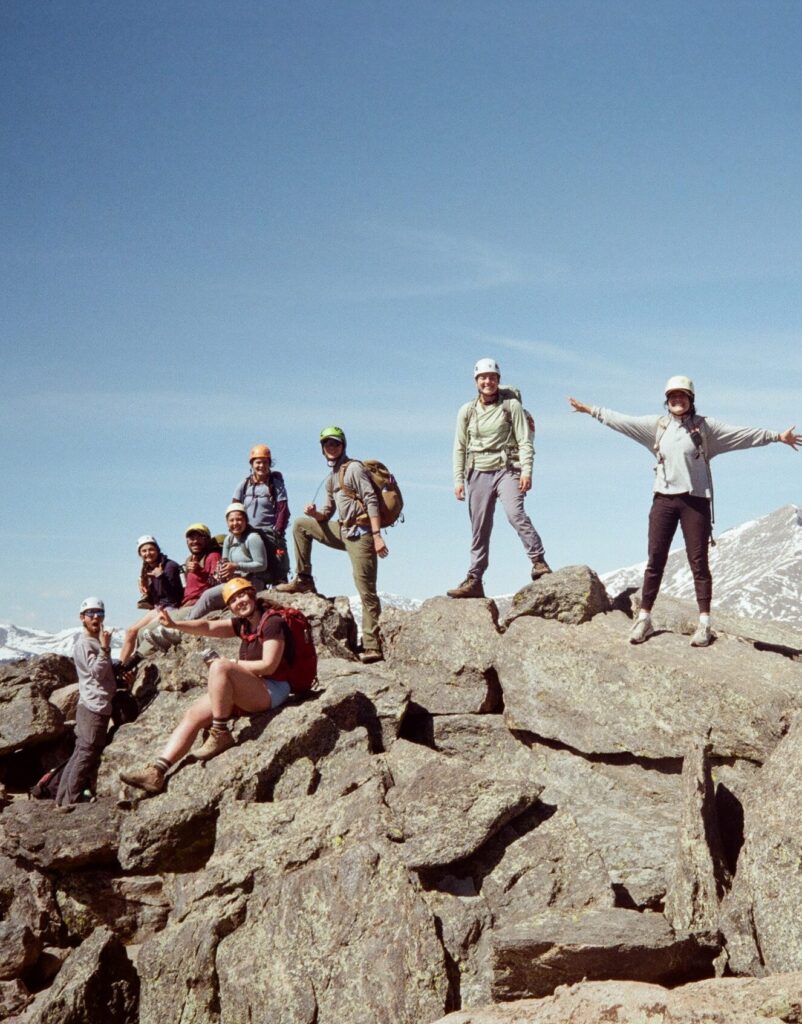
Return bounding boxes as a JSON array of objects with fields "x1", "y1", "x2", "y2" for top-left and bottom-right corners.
[
  {"x1": 137, "y1": 534, "x2": 159, "y2": 553},
  {"x1": 79, "y1": 597, "x2": 105, "y2": 614},
  {"x1": 474, "y1": 357, "x2": 501, "y2": 379},
  {"x1": 664, "y1": 375, "x2": 695, "y2": 397}
]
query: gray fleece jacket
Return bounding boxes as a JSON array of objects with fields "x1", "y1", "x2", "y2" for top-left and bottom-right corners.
[
  {"x1": 591, "y1": 408, "x2": 780, "y2": 498},
  {"x1": 73, "y1": 633, "x2": 116, "y2": 716}
]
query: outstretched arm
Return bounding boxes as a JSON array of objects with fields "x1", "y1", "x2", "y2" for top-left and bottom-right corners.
[
  {"x1": 158, "y1": 608, "x2": 235, "y2": 638},
  {"x1": 568, "y1": 397, "x2": 592, "y2": 415},
  {"x1": 779, "y1": 426, "x2": 801, "y2": 450}
]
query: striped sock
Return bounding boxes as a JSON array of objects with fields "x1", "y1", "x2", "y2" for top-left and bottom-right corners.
[
  {"x1": 211, "y1": 718, "x2": 231, "y2": 732},
  {"x1": 154, "y1": 757, "x2": 171, "y2": 774}
]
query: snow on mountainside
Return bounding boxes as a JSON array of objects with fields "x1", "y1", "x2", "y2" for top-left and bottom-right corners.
[
  {"x1": 602, "y1": 504, "x2": 802, "y2": 622},
  {"x1": 0, "y1": 624, "x2": 123, "y2": 664}
]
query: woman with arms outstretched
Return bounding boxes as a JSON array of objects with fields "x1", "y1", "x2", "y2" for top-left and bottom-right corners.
[{"x1": 569, "y1": 376, "x2": 800, "y2": 646}]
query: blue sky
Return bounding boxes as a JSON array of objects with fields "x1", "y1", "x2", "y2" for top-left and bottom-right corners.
[{"x1": 1, "y1": 0, "x2": 800, "y2": 632}]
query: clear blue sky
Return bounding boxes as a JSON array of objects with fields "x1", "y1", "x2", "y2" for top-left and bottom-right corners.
[{"x1": 1, "y1": 0, "x2": 800, "y2": 632}]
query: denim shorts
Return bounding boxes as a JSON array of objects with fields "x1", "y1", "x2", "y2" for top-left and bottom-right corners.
[{"x1": 265, "y1": 679, "x2": 292, "y2": 708}]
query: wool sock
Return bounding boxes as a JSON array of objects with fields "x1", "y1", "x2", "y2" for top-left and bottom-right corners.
[
  {"x1": 699, "y1": 614, "x2": 711, "y2": 627},
  {"x1": 637, "y1": 609, "x2": 652, "y2": 622},
  {"x1": 154, "y1": 757, "x2": 171, "y2": 774},
  {"x1": 211, "y1": 718, "x2": 231, "y2": 732}
]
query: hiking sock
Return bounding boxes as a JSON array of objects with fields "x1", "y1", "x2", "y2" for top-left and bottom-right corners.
[
  {"x1": 699, "y1": 614, "x2": 711, "y2": 627},
  {"x1": 211, "y1": 718, "x2": 231, "y2": 732},
  {"x1": 637, "y1": 610, "x2": 652, "y2": 622},
  {"x1": 154, "y1": 757, "x2": 172, "y2": 774}
]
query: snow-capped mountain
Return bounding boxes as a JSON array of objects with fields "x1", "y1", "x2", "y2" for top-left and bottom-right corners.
[
  {"x1": 0, "y1": 624, "x2": 123, "y2": 664},
  {"x1": 348, "y1": 592, "x2": 424, "y2": 634},
  {"x1": 602, "y1": 504, "x2": 802, "y2": 622}
]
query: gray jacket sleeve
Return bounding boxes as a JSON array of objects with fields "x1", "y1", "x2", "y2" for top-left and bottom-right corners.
[
  {"x1": 232, "y1": 532, "x2": 268, "y2": 574},
  {"x1": 509, "y1": 399, "x2": 534, "y2": 477},
  {"x1": 703, "y1": 418, "x2": 780, "y2": 458},
  {"x1": 452, "y1": 403, "x2": 471, "y2": 487},
  {"x1": 591, "y1": 407, "x2": 662, "y2": 452}
]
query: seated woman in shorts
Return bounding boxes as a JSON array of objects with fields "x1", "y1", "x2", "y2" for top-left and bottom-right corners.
[{"x1": 119, "y1": 578, "x2": 298, "y2": 795}]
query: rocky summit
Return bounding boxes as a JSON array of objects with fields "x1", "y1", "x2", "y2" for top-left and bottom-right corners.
[{"x1": 1, "y1": 569, "x2": 802, "y2": 1023}]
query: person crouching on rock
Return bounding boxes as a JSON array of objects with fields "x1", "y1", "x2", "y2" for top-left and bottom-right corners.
[
  {"x1": 569, "y1": 377, "x2": 800, "y2": 647},
  {"x1": 55, "y1": 598, "x2": 118, "y2": 806},
  {"x1": 119, "y1": 578, "x2": 298, "y2": 795}
]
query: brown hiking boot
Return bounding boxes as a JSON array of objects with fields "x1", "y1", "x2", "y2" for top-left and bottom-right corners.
[
  {"x1": 446, "y1": 576, "x2": 485, "y2": 599},
  {"x1": 531, "y1": 559, "x2": 552, "y2": 581},
  {"x1": 195, "y1": 727, "x2": 236, "y2": 761},
  {"x1": 119, "y1": 764, "x2": 165, "y2": 795},
  {"x1": 275, "y1": 575, "x2": 317, "y2": 595}
]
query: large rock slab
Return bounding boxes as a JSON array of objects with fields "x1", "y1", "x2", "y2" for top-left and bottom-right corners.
[
  {"x1": 0, "y1": 690, "x2": 66, "y2": 756},
  {"x1": 487, "y1": 908, "x2": 718, "y2": 1000},
  {"x1": 430, "y1": 715, "x2": 681, "y2": 907},
  {"x1": 0, "y1": 800, "x2": 122, "y2": 871},
  {"x1": 13, "y1": 926, "x2": 138, "y2": 1024},
  {"x1": 0, "y1": 854, "x2": 59, "y2": 982},
  {"x1": 664, "y1": 741, "x2": 730, "y2": 934},
  {"x1": 502, "y1": 565, "x2": 611, "y2": 628},
  {"x1": 384, "y1": 740, "x2": 542, "y2": 869},
  {"x1": 0, "y1": 655, "x2": 76, "y2": 700},
  {"x1": 722, "y1": 712, "x2": 802, "y2": 975},
  {"x1": 632, "y1": 592, "x2": 802, "y2": 653},
  {"x1": 498, "y1": 612, "x2": 802, "y2": 761},
  {"x1": 56, "y1": 872, "x2": 171, "y2": 944},
  {"x1": 381, "y1": 598, "x2": 503, "y2": 714},
  {"x1": 138, "y1": 838, "x2": 448, "y2": 1024},
  {"x1": 431, "y1": 971, "x2": 802, "y2": 1023}
]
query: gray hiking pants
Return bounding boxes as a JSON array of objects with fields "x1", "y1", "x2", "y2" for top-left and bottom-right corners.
[
  {"x1": 55, "y1": 703, "x2": 110, "y2": 806},
  {"x1": 466, "y1": 467, "x2": 545, "y2": 580},
  {"x1": 138, "y1": 605, "x2": 193, "y2": 655},
  {"x1": 293, "y1": 516, "x2": 382, "y2": 653}
]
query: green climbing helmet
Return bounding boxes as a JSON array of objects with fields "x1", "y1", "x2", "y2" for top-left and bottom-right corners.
[{"x1": 319, "y1": 425, "x2": 346, "y2": 446}]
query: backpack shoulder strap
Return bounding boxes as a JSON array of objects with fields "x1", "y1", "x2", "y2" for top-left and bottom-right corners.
[{"x1": 653, "y1": 416, "x2": 670, "y2": 455}]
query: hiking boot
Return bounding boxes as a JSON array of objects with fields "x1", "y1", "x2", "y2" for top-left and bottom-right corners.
[
  {"x1": 119, "y1": 764, "x2": 165, "y2": 795},
  {"x1": 629, "y1": 618, "x2": 655, "y2": 645},
  {"x1": 195, "y1": 727, "x2": 236, "y2": 761},
  {"x1": 446, "y1": 576, "x2": 485, "y2": 599},
  {"x1": 531, "y1": 559, "x2": 552, "y2": 581},
  {"x1": 275, "y1": 575, "x2": 317, "y2": 595},
  {"x1": 359, "y1": 650, "x2": 384, "y2": 665},
  {"x1": 690, "y1": 623, "x2": 713, "y2": 648}
]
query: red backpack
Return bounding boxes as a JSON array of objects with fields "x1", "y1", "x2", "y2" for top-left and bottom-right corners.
[{"x1": 261, "y1": 606, "x2": 318, "y2": 693}]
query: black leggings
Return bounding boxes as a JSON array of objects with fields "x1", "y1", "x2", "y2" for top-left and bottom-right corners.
[{"x1": 641, "y1": 493, "x2": 712, "y2": 613}]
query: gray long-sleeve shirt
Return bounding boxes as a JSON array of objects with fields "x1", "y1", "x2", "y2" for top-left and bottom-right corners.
[
  {"x1": 321, "y1": 457, "x2": 379, "y2": 539},
  {"x1": 222, "y1": 530, "x2": 269, "y2": 580},
  {"x1": 591, "y1": 407, "x2": 780, "y2": 498},
  {"x1": 73, "y1": 633, "x2": 116, "y2": 716}
]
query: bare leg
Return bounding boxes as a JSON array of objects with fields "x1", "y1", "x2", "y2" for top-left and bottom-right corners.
[
  {"x1": 207, "y1": 659, "x2": 274, "y2": 718},
  {"x1": 120, "y1": 609, "x2": 160, "y2": 664},
  {"x1": 159, "y1": 694, "x2": 214, "y2": 764}
]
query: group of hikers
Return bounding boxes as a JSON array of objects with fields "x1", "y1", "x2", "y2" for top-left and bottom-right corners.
[{"x1": 55, "y1": 358, "x2": 799, "y2": 805}]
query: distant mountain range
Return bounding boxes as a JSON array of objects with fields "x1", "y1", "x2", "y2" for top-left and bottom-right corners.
[
  {"x1": 2, "y1": 505, "x2": 799, "y2": 661},
  {"x1": 602, "y1": 504, "x2": 802, "y2": 623},
  {"x1": 0, "y1": 623, "x2": 124, "y2": 664}
]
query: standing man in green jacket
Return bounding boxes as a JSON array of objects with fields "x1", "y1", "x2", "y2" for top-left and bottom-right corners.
[
  {"x1": 448, "y1": 358, "x2": 551, "y2": 598},
  {"x1": 277, "y1": 426, "x2": 388, "y2": 663}
]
